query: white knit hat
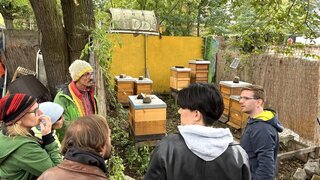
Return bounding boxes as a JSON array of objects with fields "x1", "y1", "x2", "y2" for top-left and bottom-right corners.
[
  {"x1": 39, "y1": 102, "x2": 64, "y2": 124},
  {"x1": 69, "y1": 60, "x2": 93, "y2": 81}
]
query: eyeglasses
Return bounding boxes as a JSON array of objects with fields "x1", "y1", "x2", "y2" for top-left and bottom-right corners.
[
  {"x1": 239, "y1": 96, "x2": 258, "y2": 101},
  {"x1": 27, "y1": 106, "x2": 39, "y2": 116}
]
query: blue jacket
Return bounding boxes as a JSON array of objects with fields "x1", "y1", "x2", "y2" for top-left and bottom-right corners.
[{"x1": 240, "y1": 109, "x2": 283, "y2": 180}]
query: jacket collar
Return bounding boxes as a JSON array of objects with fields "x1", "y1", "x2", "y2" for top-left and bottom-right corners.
[{"x1": 58, "y1": 159, "x2": 108, "y2": 178}]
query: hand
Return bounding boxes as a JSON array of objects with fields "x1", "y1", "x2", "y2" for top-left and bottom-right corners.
[{"x1": 39, "y1": 115, "x2": 52, "y2": 136}]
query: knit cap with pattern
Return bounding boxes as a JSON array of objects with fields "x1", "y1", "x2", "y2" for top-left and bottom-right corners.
[{"x1": 69, "y1": 60, "x2": 93, "y2": 81}]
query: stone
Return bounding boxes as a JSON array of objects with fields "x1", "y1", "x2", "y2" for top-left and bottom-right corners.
[
  {"x1": 304, "y1": 159, "x2": 320, "y2": 177},
  {"x1": 311, "y1": 174, "x2": 320, "y2": 180},
  {"x1": 293, "y1": 168, "x2": 307, "y2": 180}
]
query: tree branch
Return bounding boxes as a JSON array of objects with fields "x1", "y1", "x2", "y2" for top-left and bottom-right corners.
[{"x1": 287, "y1": 0, "x2": 296, "y2": 17}]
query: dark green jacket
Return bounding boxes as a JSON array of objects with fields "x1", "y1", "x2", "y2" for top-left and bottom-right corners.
[{"x1": 0, "y1": 132, "x2": 62, "y2": 180}]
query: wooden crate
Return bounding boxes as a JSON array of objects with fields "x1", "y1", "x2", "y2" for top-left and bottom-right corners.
[
  {"x1": 170, "y1": 67, "x2": 191, "y2": 91},
  {"x1": 219, "y1": 81, "x2": 251, "y2": 117},
  {"x1": 134, "y1": 78, "x2": 153, "y2": 95},
  {"x1": 128, "y1": 95, "x2": 167, "y2": 137},
  {"x1": 189, "y1": 60, "x2": 210, "y2": 83},
  {"x1": 115, "y1": 76, "x2": 135, "y2": 105},
  {"x1": 227, "y1": 95, "x2": 249, "y2": 130}
]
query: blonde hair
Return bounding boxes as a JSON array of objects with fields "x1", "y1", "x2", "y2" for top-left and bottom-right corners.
[{"x1": 2, "y1": 122, "x2": 32, "y2": 137}]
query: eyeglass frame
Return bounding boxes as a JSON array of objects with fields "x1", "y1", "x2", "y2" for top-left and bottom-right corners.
[
  {"x1": 27, "y1": 105, "x2": 39, "y2": 116},
  {"x1": 239, "y1": 96, "x2": 259, "y2": 101}
]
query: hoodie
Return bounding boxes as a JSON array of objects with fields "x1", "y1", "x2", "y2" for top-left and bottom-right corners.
[
  {"x1": 145, "y1": 125, "x2": 250, "y2": 180},
  {"x1": 178, "y1": 125, "x2": 233, "y2": 161},
  {"x1": 240, "y1": 109, "x2": 283, "y2": 180},
  {"x1": 0, "y1": 132, "x2": 61, "y2": 180}
]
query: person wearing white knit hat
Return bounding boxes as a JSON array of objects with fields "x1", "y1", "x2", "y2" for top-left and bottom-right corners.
[
  {"x1": 32, "y1": 102, "x2": 65, "y2": 147},
  {"x1": 54, "y1": 59, "x2": 97, "y2": 141}
]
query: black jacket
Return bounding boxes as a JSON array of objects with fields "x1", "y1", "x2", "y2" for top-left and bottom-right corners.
[{"x1": 145, "y1": 133, "x2": 250, "y2": 180}]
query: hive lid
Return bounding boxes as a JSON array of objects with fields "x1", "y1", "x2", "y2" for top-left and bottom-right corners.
[
  {"x1": 189, "y1": 60, "x2": 210, "y2": 64},
  {"x1": 134, "y1": 78, "x2": 153, "y2": 83},
  {"x1": 170, "y1": 67, "x2": 191, "y2": 72},
  {"x1": 114, "y1": 75, "x2": 135, "y2": 82},
  {"x1": 219, "y1": 81, "x2": 251, "y2": 87},
  {"x1": 129, "y1": 95, "x2": 167, "y2": 109},
  {"x1": 230, "y1": 95, "x2": 240, "y2": 101}
]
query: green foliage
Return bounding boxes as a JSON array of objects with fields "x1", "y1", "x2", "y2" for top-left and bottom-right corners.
[
  {"x1": 108, "y1": 154, "x2": 125, "y2": 180},
  {"x1": 125, "y1": 145, "x2": 151, "y2": 175},
  {"x1": 228, "y1": 0, "x2": 320, "y2": 53},
  {"x1": 0, "y1": 0, "x2": 34, "y2": 29}
]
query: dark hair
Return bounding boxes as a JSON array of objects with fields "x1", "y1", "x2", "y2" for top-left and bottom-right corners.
[
  {"x1": 61, "y1": 115, "x2": 110, "y2": 155},
  {"x1": 177, "y1": 83, "x2": 224, "y2": 126},
  {"x1": 241, "y1": 85, "x2": 266, "y2": 102}
]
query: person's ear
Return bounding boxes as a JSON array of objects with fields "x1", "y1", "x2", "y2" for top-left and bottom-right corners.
[
  {"x1": 257, "y1": 99, "x2": 264, "y2": 106},
  {"x1": 194, "y1": 110, "x2": 202, "y2": 121}
]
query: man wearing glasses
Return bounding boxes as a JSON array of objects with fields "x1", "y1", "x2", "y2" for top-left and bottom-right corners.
[
  {"x1": 239, "y1": 85, "x2": 283, "y2": 180},
  {"x1": 54, "y1": 60, "x2": 97, "y2": 141}
]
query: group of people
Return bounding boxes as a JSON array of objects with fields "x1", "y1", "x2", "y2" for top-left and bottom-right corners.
[
  {"x1": 145, "y1": 83, "x2": 283, "y2": 180},
  {"x1": 0, "y1": 59, "x2": 283, "y2": 180}
]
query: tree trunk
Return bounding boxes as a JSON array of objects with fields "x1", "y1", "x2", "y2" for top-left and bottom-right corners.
[
  {"x1": 61, "y1": 0, "x2": 95, "y2": 62},
  {"x1": 29, "y1": 0, "x2": 70, "y2": 95},
  {"x1": 4, "y1": 18, "x2": 14, "y2": 29}
]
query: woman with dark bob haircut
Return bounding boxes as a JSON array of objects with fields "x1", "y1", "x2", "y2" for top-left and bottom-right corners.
[
  {"x1": 38, "y1": 115, "x2": 112, "y2": 180},
  {"x1": 145, "y1": 83, "x2": 250, "y2": 180}
]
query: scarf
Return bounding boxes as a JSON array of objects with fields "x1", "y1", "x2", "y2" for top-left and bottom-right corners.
[
  {"x1": 68, "y1": 81, "x2": 96, "y2": 116},
  {"x1": 64, "y1": 148, "x2": 107, "y2": 173}
]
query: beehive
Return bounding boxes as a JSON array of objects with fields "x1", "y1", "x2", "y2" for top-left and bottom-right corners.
[
  {"x1": 170, "y1": 67, "x2": 191, "y2": 91},
  {"x1": 228, "y1": 95, "x2": 249, "y2": 130},
  {"x1": 128, "y1": 95, "x2": 167, "y2": 137},
  {"x1": 134, "y1": 77, "x2": 153, "y2": 95},
  {"x1": 115, "y1": 75, "x2": 135, "y2": 106},
  {"x1": 188, "y1": 60, "x2": 210, "y2": 83},
  {"x1": 219, "y1": 81, "x2": 251, "y2": 117}
]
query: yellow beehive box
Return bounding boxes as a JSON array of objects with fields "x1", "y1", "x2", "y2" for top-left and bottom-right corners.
[
  {"x1": 228, "y1": 95, "x2": 249, "y2": 130},
  {"x1": 170, "y1": 67, "x2": 191, "y2": 91},
  {"x1": 189, "y1": 60, "x2": 210, "y2": 83},
  {"x1": 115, "y1": 75, "x2": 135, "y2": 105},
  {"x1": 219, "y1": 81, "x2": 251, "y2": 117},
  {"x1": 134, "y1": 77, "x2": 153, "y2": 95},
  {"x1": 128, "y1": 95, "x2": 167, "y2": 136}
]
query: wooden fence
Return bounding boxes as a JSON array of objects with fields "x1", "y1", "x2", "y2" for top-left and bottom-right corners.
[{"x1": 216, "y1": 52, "x2": 320, "y2": 145}]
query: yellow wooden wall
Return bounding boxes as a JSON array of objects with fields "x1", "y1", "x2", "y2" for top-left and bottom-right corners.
[{"x1": 110, "y1": 34, "x2": 203, "y2": 93}]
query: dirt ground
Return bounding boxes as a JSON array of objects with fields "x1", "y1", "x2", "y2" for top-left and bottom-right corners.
[{"x1": 157, "y1": 94, "x2": 304, "y2": 180}]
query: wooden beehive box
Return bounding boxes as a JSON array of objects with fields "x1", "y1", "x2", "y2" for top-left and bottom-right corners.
[
  {"x1": 228, "y1": 95, "x2": 249, "y2": 130},
  {"x1": 170, "y1": 67, "x2": 191, "y2": 91},
  {"x1": 128, "y1": 95, "x2": 167, "y2": 137},
  {"x1": 188, "y1": 60, "x2": 210, "y2": 83},
  {"x1": 219, "y1": 81, "x2": 251, "y2": 117},
  {"x1": 115, "y1": 75, "x2": 135, "y2": 106},
  {"x1": 134, "y1": 77, "x2": 153, "y2": 95}
]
